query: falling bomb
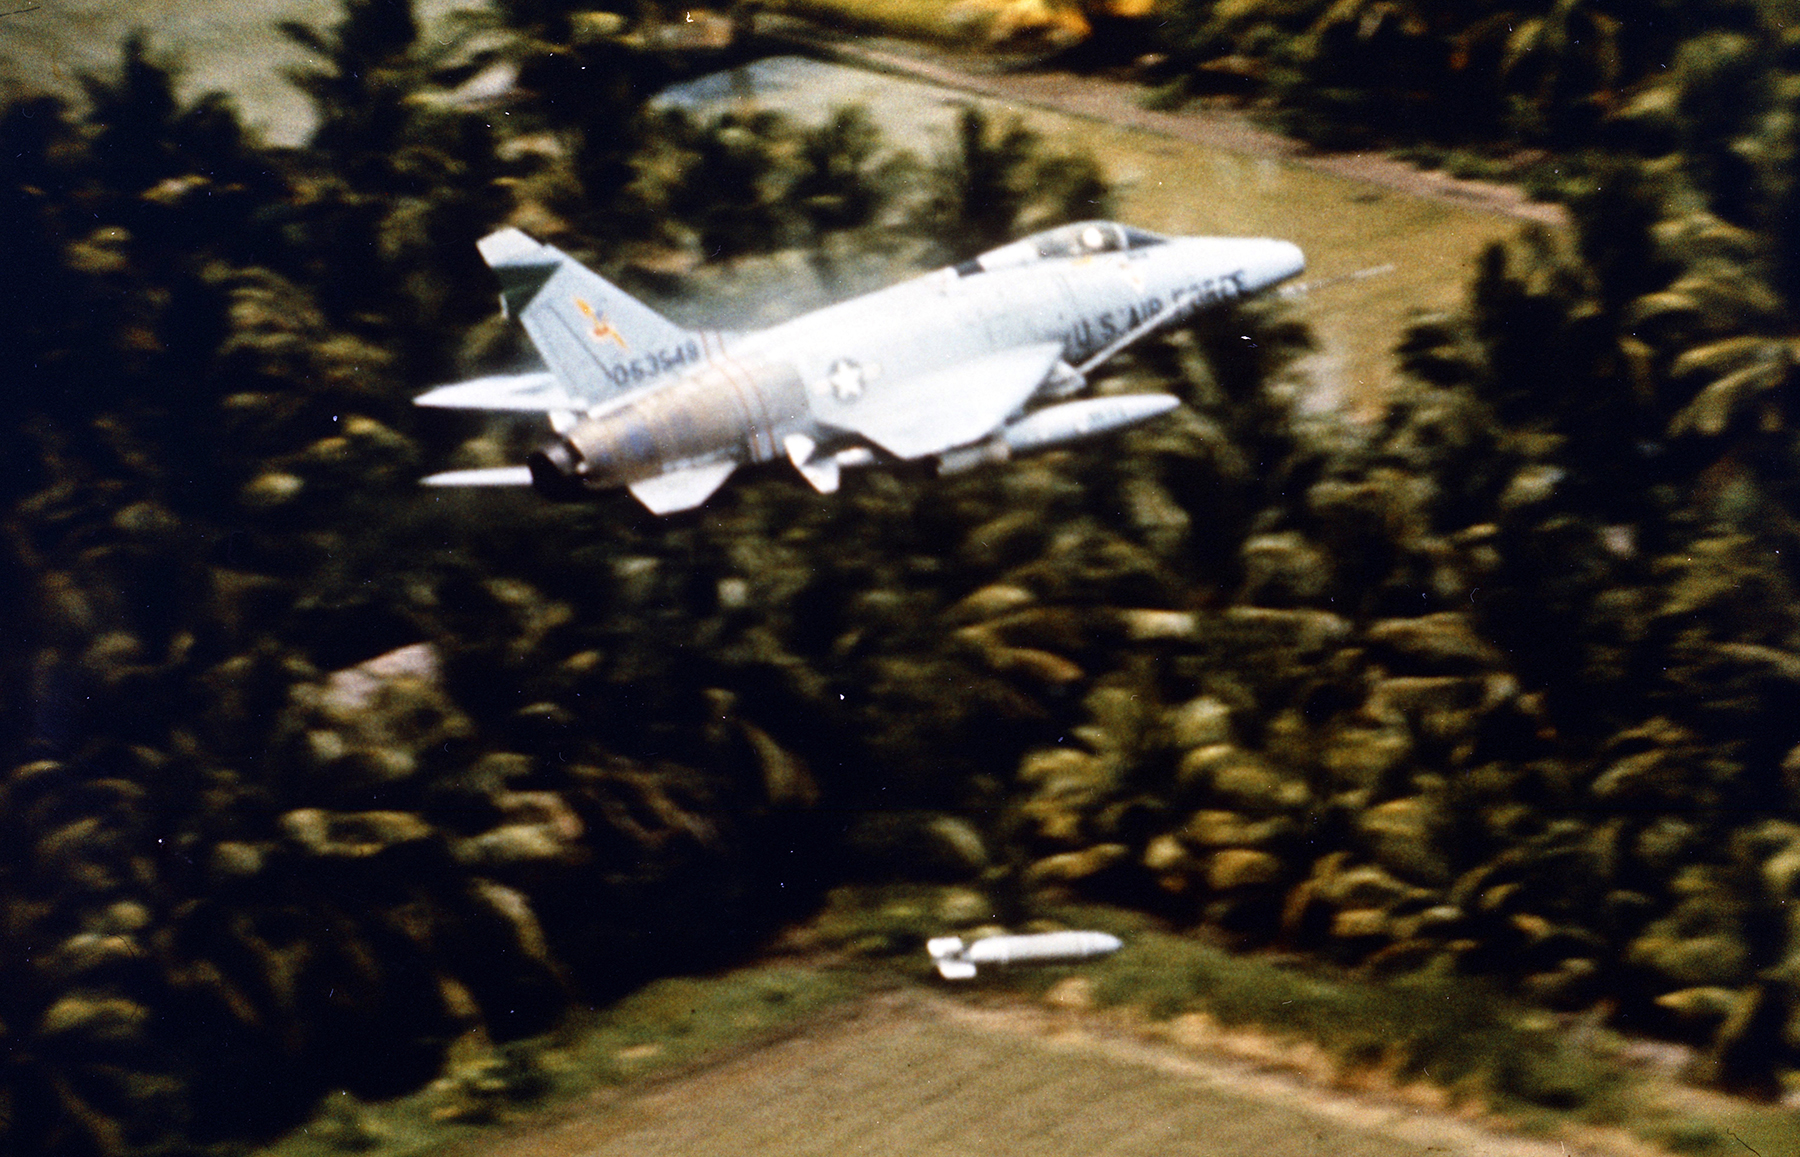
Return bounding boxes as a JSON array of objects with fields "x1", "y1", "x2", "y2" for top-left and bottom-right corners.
[{"x1": 926, "y1": 930, "x2": 1123, "y2": 980}]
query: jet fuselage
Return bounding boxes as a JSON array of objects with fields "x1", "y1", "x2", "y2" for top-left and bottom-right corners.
[
  {"x1": 531, "y1": 231, "x2": 1303, "y2": 498},
  {"x1": 419, "y1": 221, "x2": 1305, "y2": 513}
]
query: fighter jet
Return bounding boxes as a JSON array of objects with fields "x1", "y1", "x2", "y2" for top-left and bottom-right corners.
[{"x1": 417, "y1": 221, "x2": 1305, "y2": 514}]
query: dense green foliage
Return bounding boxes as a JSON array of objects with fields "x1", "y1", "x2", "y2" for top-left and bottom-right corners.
[
  {"x1": 0, "y1": 4, "x2": 1114, "y2": 1153},
  {"x1": 1006, "y1": 0, "x2": 1800, "y2": 1102},
  {"x1": 1147, "y1": 0, "x2": 1800, "y2": 154},
  {"x1": 12, "y1": 0, "x2": 1800, "y2": 1152}
]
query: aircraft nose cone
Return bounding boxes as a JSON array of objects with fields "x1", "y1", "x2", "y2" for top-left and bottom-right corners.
[{"x1": 1244, "y1": 239, "x2": 1305, "y2": 291}]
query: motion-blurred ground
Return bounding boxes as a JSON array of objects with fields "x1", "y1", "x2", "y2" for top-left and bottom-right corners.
[
  {"x1": 660, "y1": 52, "x2": 1516, "y2": 411},
  {"x1": 2, "y1": 0, "x2": 1515, "y2": 411},
  {"x1": 458, "y1": 991, "x2": 1571, "y2": 1157},
  {"x1": 0, "y1": 0, "x2": 481, "y2": 143}
]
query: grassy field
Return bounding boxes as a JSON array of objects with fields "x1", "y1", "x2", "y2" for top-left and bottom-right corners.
[
  {"x1": 255, "y1": 889, "x2": 1800, "y2": 1157},
  {"x1": 1073, "y1": 127, "x2": 1500, "y2": 413},
  {"x1": 666, "y1": 55, "x2": 1517, "y2": 412},
  {"x1": 5, "y1": 0, "x2": 1516, "y2": 408},
  {"x1": 484, "y1": 1000, "x2": 1501, "y2": 1157},
  {"x1": 0, "y1": 0, "x2": 483, "y2": 144},
  {"x1": 808, "y1": 890, "x2": 1800, "y2": 1157},
  {"x1": 259, "y1": 964, "x2": 870, "y2": 1157}
]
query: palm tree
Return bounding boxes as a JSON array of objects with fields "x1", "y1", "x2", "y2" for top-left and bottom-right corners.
[
  {"x1": 1285, "y1": 0, "x2": 1447, "y2": 140},
  {"x1": 912, "y1": 105, "x2": 1111, "y2": 263},
  {"x1": 790, "y1": 105, "x2": 904, "y2": 239},
  {"x1": 1658, "y1": 31, "x2": 1777, "y2": 227},
  {"x1": 458, "y1": 0, "x2": 672, "y2": 235},
  {"x1": 1453, "y1": 0, "x2": 1627, "y2": 142},
  {"x1": 1665, "y1": 333, "x2": 1797, "y2": 440},
  {"x1": 279, "y1": 0, "x2": 425, "y2": 188},
  {"x1": 914, "y1": 106, "x2": 1039, "y2": 261}
]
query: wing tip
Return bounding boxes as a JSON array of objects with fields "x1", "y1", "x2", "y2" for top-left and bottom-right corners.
[
  {"x1": 422, "y1": 466, "x2": 536, "y2": 488},
  {"x1": 477, "y1": 227, "x2": 549, "y2": 268}
]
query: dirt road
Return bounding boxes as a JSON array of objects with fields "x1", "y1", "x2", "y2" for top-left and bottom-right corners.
[
  {"x1": 763, "y1": 19, "x2": 1567, "y2": 230},
  {"x1": 9, "y1": 2, "x2": 1535, "y2": 411},
  {"x1": 454, "y1": 990, "x2": 1591, "y2": 1157}
]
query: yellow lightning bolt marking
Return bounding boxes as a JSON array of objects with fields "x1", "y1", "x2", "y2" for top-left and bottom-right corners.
[{"x1": 575, "y1": 298, "x2": 629, "y2": 350}]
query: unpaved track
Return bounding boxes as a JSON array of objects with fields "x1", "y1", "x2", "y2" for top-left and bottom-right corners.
[
  {"x1": 764, "y1": 19, "x2": 1567, "y2": 229},
  {"x1": 456, "y1": 990, "x2": 1590, "y2": 1157},
  {"x1": 676, "y1": 36, "x2": 1541, "y2": 412}
]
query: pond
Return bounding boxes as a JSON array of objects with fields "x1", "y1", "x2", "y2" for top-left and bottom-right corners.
[{"x1": 661, "y1": 54, "x2": 1522, "y2": 412}]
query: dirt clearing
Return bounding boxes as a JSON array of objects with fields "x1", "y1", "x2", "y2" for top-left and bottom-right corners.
[
  {"x1": 665, "y1": 52, "x2": 1524, "y2": 413},
  {"x1": 0, "y1": 0, "x2": 482, "y2": 144},
  {"x1": 454, "y1": 990, "x2": 1588, "y2": 1157}
]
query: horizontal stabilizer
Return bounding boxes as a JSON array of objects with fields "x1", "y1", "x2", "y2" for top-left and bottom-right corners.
[
  {"x1": 415, "y1": 372, "x2": 587, "y2": 412},
  {"x1": 422, "y1": 466, "x2": 535, "y2": 487},
  {"x1": 627, "y1": 460, "x2": 737, "y2": 514},
  {"x1": 826, "y1": 342, "x2": 1062, "y2": 460}
]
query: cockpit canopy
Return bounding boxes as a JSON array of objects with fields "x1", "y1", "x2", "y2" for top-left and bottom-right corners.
[{"x1": 961, "y1": 221, "x2": 1168, "y2": 276}]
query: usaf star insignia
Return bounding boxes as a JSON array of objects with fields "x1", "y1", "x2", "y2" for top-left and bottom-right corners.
[{"x1": 827, "y1": 359, "x2": 867, "y2": 402}]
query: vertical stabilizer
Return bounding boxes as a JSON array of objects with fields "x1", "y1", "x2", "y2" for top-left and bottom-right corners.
[{"x1": 477, "y1": 228, "x2": 704, "y2": 408}]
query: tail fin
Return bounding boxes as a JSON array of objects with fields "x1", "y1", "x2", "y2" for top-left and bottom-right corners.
[
  {"x1": 926, "y1": 937, "x2": 978, "y2": 980},
  {"x1": 477, "y1": 229, "x2": 704, "y2": 408}
]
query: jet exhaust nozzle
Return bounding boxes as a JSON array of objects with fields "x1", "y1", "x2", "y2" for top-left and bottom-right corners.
[{"x1": 527, "y1": 440, "x2": 588, "y2": 501}]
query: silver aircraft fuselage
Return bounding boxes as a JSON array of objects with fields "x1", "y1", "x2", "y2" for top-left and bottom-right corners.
[{"x1": 419, "y1": 222, "x2": 1305, "y2": 513}]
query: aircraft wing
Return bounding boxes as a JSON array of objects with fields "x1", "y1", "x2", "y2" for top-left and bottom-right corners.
[
  {"x1": 823, "y1": 342, "x2": 1064, "y2": 460},
  {"x1": 414, "y1": 372, "x2": 588, "y2": 412}
]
